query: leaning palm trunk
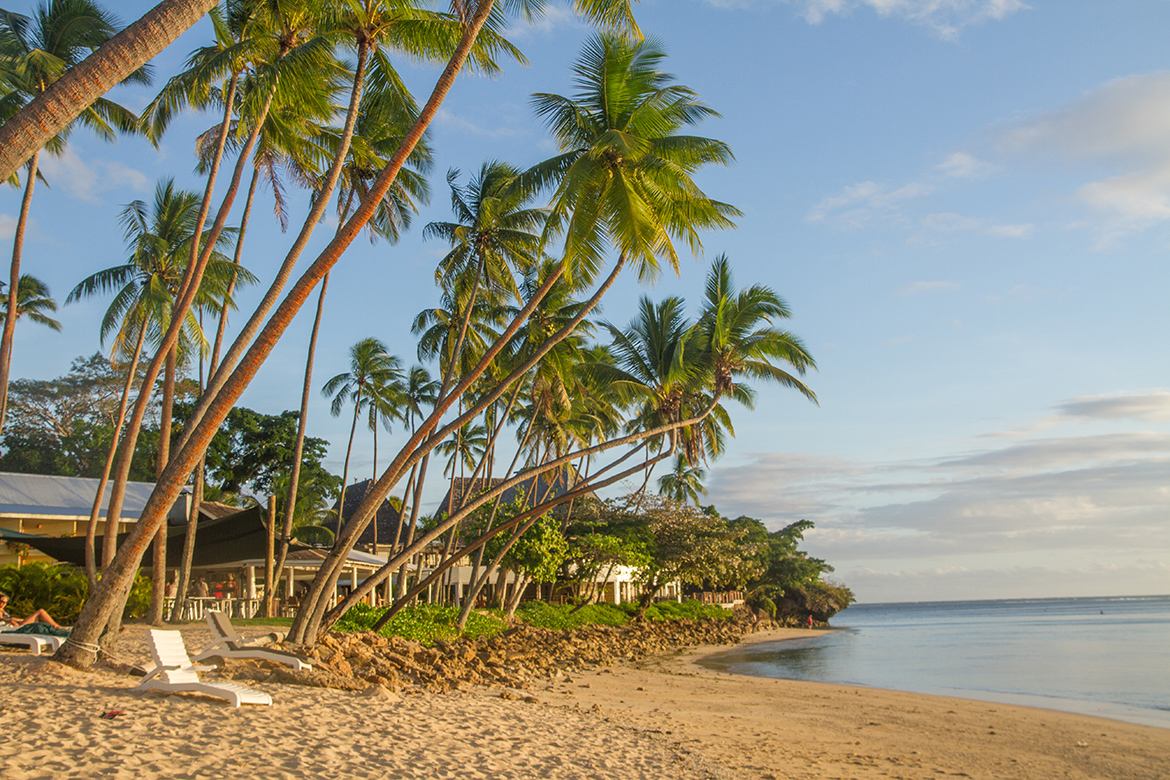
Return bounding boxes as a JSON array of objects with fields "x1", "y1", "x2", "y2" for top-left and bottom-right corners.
[
  {"x1": 99, "y1": 72, "x2": 248, "y2": 571},
  {"x1": 175, "y1": 40, "x2": 373, "y2": 453},
  {"x1": 148, "y1": 344, "x2": 178, "y2": 625},
  {"x1": 367, "y1": 444, "x2": 671, "y2": 631},
  {"x1": 85, "y1": 324, "x2": 147, "y2": 587},
  {"x1": 274, "y1": 272, "x2": 330, "y2": 594},
  {"x1": 0, "y1": 0, "x2": 219, "y2": 181},
  {"x1": 168, "y1": 456, "x2": 203, "y2": 622},
  {"x1": 396, "y1": 452, "x2": 430, "y2": 602},
  {"x1": 209, "y1": 163, "x2": 259, "y2": 371},
  {"x1": 53, "y1": 1, "x2": 503, "y2": 670},
  {"x1": 0, "y1": 150, "x2": 39, "y2": 435},
  {"x1": 329, "y1": 410, "x2": 696, "y2": 634},
  {"x1": 293, "y1": 255, "x2": 627, "y2": 643}
]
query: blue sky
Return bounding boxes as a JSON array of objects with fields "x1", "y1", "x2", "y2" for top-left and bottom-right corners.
[{"x1": 3, "y1": 0, "x2": 1169, "y2": 602}]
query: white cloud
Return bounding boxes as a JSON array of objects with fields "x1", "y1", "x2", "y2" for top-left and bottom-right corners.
[
  {"x1": 706, "y1": 389, "x2": 1170, "y2": 601},
  {"x1": 937, "y1": 151, "x2": 996, "y2": 178},
  {"x1": 37, "y1": 148, "x2": 149, "y2": 204},
  {"x1": 807, "y1": 180, "x2": 932, "y2": 227},
  {"x1": 908, "y1": 211, "x2": 1034, "y2": 243},
  {"x1": 780, "y1": 0, "x2": 1027, "y2": 39},
  {"x1": 895, "y1": 280, "x2": 960, "y2": 297},
  {"x1": 505, "y1": 1, "x2": 584, "y2": 38},
  {"x1": 1056, "y1": 391, "x2": 1170, "y2": 423},
  {"x1": 434, "y1": 109, "x2": 520, "y2": 139},
  {"x1": 0, "y1": 214, "x2": 16, "y2": 239},
  {"x1": 996, "y1": 71, "x2": 1170, "y2": 236}
]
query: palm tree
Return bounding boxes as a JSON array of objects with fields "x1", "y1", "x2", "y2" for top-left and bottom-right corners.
[
  {"x1": 0, "y1": 274, "x2": 61, "y2": 333},
  {"x1": 67, "y1": 178, "x2": 250, "y2": 593},
  {"x1": 527, "y1": 33, "x2": 739, "y2": 285},
  {"x1": 657, "y1": 454, "x2": 706, "y2": 505},
  {"x1": 56, "y1": 0, "x2": 646, "y2": 669},
  {"x1": 0, "y1": 0, "x2": 149, "y2": 436},
  {"x1": 0, "y1": 0, "x2": 216, "y2": 179},
  {"x1": 322, "y1": 338, "x2": 401, "y2": 538}
]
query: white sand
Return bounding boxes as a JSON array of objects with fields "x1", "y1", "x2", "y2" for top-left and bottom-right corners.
[{"x1": 1, "y1": 624, "x2": 1166, "y2": 779}]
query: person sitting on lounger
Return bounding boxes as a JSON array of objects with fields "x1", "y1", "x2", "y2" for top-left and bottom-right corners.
[{"x1": 0, "y1": 592, "x2": 65, "y2": 630}]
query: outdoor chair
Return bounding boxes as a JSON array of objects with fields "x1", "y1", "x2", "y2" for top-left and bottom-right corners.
[
  {"x1": 0, "y1": 629, "x2": 58, "y2": 655},
  {"x1": 193, "y1": 610, "x2": 312, "y2": 671},
  {"x1": 135, "y1": 629, "x2": 272, "y2": 708}
]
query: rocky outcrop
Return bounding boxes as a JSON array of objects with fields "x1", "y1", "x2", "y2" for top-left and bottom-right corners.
[
  {"x1": 773, "y1": 585, "x2": 849, "y2": 623},
  {"x1": 217, "y1": 615, "x2": 754, "y2": 694}
]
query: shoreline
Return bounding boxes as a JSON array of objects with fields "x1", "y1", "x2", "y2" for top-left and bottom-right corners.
[
  {"x1": 0, "y1": 623, "x2": 1167, "y2": 779},
  {"x1": 696, "y1": 626, "x2": 1170, "y2": 731}
]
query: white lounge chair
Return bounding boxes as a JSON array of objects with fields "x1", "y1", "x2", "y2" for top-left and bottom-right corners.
[
  {"x1": 0, "y1": 629, "x2": 56, "y2": 655},
  {"x1": 135, "y1": 629, "x2": 272, "y2": 708},
  {"x1": 193, "y1": 611, "x2": 312, "y2": 671}
]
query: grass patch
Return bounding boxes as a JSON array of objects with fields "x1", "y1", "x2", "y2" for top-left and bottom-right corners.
[
  {"x1": 334, "y1": 602, "x2": 507, "y2": 645},
  {"x1": 330, "y1": 598, "x2": 732, "y2": 645}
]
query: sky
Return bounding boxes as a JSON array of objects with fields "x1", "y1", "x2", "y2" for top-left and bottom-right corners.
[{"x1": 3, "y1": 0, "x2": 1169, "y2": 603}]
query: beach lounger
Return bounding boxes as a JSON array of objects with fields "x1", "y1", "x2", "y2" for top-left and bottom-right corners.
[
  {"x1": 0, "y1": 629, "x2": 55, "y2": 655},
  {"x1": 193, "y1": 611, "x2": 312, "y2": 671},
  {"x1": 135, "y1": 629, "x2": 272, "y2": 708}
]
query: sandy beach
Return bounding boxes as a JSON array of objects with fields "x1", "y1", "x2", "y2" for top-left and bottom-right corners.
[{"x1": 1, "y1": 624, "x2": 1167, "y2": 779}]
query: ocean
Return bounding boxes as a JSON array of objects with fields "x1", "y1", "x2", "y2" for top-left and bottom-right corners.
[{"x1": 698, "y1": 595, "x2": 1170, "y2": 729}]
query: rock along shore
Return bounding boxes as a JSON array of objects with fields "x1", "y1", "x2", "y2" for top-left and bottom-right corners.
[{"x1": 216, "y1": 611, "x2": 793, "y2": 694}]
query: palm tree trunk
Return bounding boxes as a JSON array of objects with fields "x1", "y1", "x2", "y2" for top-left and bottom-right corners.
[
  {"x1": 335, "y1": 398, "x2": 361, "y2": 542},
  {"x1": 177, "y1": 39, "x2": 373, "y2": 451},
  {"x1": 168, "y1": 456, "x2": 202, "y2": 622},
  {"x1": 274, "y1": 272, "x2": 329, "y2": 591},
  {"x1": 0, "y1": 0, "x2": 219, "y2": 182},
  {"x1": 148, "y1": 343, "x2": 177, "y2": 625},
  {"x1": 86, "y1": 323, "x2": 147, "y2": 585},
  {"x1": 55, "y1": 0, "x2": 503, "y2": 669},
  {"x1": 396, "y1": 452, "x2": 429, "y2": 602},
  {"x1": 0, "y1": 150, "x2": 39, "y2": 436},
  {"x1": 209, "y1": 163, "x2": 259, "y2": 373},
  {"x1": 96, "y1": 71, "x2": 243, "y2": 578}
]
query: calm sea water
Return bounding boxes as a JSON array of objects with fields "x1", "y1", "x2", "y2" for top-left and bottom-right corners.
[{"x1": 698, "y1": 595, "x2": 1170, "y2": 729}]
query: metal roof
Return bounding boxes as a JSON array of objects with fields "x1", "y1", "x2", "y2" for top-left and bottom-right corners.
[{"x1": 0, "y1": 471, "x2": 161, "y2": 520}]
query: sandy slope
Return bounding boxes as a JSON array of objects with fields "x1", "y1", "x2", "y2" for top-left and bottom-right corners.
[{"x1": 0, "y1": 624, "x2": 1166, "y2": 779}]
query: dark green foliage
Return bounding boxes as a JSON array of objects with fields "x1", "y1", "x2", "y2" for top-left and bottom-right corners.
[
  {"x1": 199, "y1": 406, "x2": 340, "y2": 499},
  {"x1": 0, "y1": 562, "x2": 152, "y2": 622},
  {"x1": 332, "y1": 599, "x2": 732, "y2": 644}
]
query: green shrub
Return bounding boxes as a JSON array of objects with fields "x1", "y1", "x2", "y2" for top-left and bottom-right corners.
[
  {"x1": 0, "y1": 562, "x2": 88, "y2": 622},
  {"x1": 334, "y1": 603, "x2": 507, "y2": 646}
]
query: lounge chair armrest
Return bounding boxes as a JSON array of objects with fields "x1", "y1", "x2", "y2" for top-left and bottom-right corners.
[
  {"x1": 190, "y1": 664, "x2": 216, "y2": 672},
  {"x1": 198, "y1": 638, "x2": 233, "y2": 653},
  {"x1": 137, "y1": 664, "x2": 182, "y2": 683}
]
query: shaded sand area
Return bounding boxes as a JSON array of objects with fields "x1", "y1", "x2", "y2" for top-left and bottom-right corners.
[{"x1": 1, "y1": 624, "x2": 1167, "y2": 779}]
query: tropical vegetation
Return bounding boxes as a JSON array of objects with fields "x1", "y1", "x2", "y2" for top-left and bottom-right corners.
[{"x1": 0, "y1": 0, "x2": 853, "y2": 672}]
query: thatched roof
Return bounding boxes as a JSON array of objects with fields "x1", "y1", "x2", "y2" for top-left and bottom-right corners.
[
  {"x1": 434, "y1": 470, "x2": 597, "y2": 518},
  {"x1": 330, "y1": 479, "x2": 412, "y2": 549}
]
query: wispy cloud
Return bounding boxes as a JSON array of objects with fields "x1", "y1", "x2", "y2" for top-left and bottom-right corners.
[
  {"x1": 936, "y1": 151, "x2": 996, "y2": 179},
  {"x1": 706, "y1": 389, "x2": 1170, "y2": 600},
  {"x1": 806, "y1": 180, "x2": 932, "y2": 227},
  {"x1": 895, "y1": 280, "x2": 961, "y2": 297},
  {"x1": 505, "y1": 1, "x2": 584, "y2": 38},
  {"x1": 37, "y1": 148, "x2": 149, "y2": 204},
  {"x1": 434, "y1": 109, "x2": 521, "y2": 139},
  {"x1": 773, "y1": 0, "x2": 1028, "y2": 40},
  {"x1": 995, "y1": 71, "x2": 1170, "y2": 241},
  {"x1": 0, "y1": 214, "x2": 16, "y2": 240},
  {"x1": 1056, "y1": 391, "x2": 1170, "y2": 423},
  {"x1": 908, "y1": 211, "x2": 1034, "y2": 244}
]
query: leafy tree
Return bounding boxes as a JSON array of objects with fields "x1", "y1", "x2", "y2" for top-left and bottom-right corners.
[
  {"x1": 601, "y1": 493, "x2": 763, "y2": 617},
  {"x1": 0, "y1": 354, "x2": 158, "y2": 480},
  {"x1": 199, "y1": 406, "x2": 340, "y2": 500}
]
